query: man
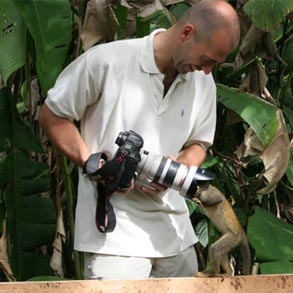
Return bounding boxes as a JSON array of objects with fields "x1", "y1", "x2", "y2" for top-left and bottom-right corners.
[{"x1": 39, "y1": 0, "x2": 240, "y2": 280}]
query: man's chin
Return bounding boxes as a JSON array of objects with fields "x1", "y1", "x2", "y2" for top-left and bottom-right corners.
[
  {"x1": 178, "y1": 68, "x2": 191, "y2": 74},
  {"x1": 178, "y1": 65, "x2": 197, "y2": 74}
]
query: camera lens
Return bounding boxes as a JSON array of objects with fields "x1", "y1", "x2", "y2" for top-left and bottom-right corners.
[
  {"x1": 179, "y1": 166, "x2": 200, "y2": 197},
  {"x1": 137, "y1": 152, "x2": 189, "y2": 194},
  {"x1": 157, "y1": 159, "x2": 180, "y2": 187},
  {"x1": 137, "y1": 151, "x2": 214, "y2": 197},
  {"x1": 153, "y1": 157, "x2": 188, "y2": 191}
]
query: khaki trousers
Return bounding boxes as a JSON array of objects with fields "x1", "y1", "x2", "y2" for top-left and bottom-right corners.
[{"x1": 84, "y1": 245, "x2": 198, "y2": 280}]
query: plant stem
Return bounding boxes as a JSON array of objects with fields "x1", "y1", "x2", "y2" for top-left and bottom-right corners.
[{"x1": 62, "y1": 155, "x2": 82, "y2": 279}]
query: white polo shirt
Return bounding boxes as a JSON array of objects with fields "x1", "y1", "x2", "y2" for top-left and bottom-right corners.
[{"x1": 46, "y1": 29, "x2": 217, "y2": 257}]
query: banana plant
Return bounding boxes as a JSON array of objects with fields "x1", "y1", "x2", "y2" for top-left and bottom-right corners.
[
  {"x1": 248, "y1": 207, "x2": 293, "y2": 274},
  {"x1": 0, "y1": 0, "x2": 73, "y2": 281},
  {"x1": 0, "y1": 0, "x2": 25, "y2": 85},
  {"x1": 0, "y1": 0, "x2": 292, "y2": 279},
  {"x1": 0, "y1": 88, "x2": 55, "y2": 280},
  {"x1": 0, "y1": 0, "x2": 72, "y2": 93}
]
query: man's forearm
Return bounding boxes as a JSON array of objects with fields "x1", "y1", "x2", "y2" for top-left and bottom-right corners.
[
  {"x1": 39, "y1": 104, "x2": 90, "y2": 167},
  {"x1": 176, "y1": 143, "x2": 207, "y2": 167}
]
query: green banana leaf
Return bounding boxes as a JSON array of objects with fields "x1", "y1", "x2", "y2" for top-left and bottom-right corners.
[
  {"x1": 244, "y1": 0, "x2": 293, "y2": 32},
  {"x1": 18, "y1": 253, "x2": 54, "y2": 280},
  {"x1": 248, "y1": 207, "x2": 293, "y2": 263},
  {"x1": 0, "y1": 0, "x2": 25, "y2": 84},
  {"x1": 171, "y1": 3, "x2": 190, "y2": 19},
  {"x1": 14, "y1": 0, "x2": 72, "y2": 94},
  {"x1": 0, "y1": 88, "x2": 42, "y2": 153},
  {"x1": 195, "y1": 219, "x2": 209, "y2": 248},
  {"x1": 217, "y1": 84, "x2": 278, "y2": 148},
  {"x1": 0, "y1": 88, "x2": 55, "y2": 280},
  {"x1": 260, "y1": 260, "x2": 293, "y2": 274},
  {"x1": 185, "y1": 198, "x2": 201, "y2": 215}
]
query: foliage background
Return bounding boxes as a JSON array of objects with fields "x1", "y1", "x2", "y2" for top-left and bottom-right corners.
[{"x1": 0, "y1": 0, "x2": 292, "y2": 281}]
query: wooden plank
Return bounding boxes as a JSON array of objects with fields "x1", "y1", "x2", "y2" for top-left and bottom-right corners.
[{"x1": 0, "y1": 275, "x2": 292, "y2": 293}]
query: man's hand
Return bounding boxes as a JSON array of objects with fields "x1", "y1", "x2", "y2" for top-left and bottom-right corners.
[
  {"x1": 139, "y1": 181, "x2": 167, "y2": 194},
  {"x1": 136, "y1": 154, "x2": 175, "y2": 195}
]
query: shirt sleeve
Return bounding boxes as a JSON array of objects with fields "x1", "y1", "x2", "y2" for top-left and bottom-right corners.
[
  {"x1": 184, "y1": 75, "x2": 217, "y2": 150},
  {"x1": 45, "y1": 48, "x2": 103, "y2": 121}
]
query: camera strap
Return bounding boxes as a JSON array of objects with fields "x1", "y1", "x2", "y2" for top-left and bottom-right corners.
[
  {"x1": 96, "y1": 181, "x2": 116, "y2": 233},
  {"x1": 84, "y1": 151, "x2": 130, "y2": 233},
  {"x1": 95, "y1": 157, "x2": 127, "y2": 233}
]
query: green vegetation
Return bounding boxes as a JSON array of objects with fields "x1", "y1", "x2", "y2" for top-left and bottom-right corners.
[{"x1": 0, "y1": 0, "x2": 292, "y2": 280}]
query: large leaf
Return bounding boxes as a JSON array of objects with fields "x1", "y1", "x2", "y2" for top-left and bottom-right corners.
[
  {"x1": 0, "y1": 0, "x2": 25, "y2": 84},
  {"x1": 260, "y1": 260, "x2": 293, "y2": 274},
  {"x1": 81, "y1": 0, "x2": 119, "y2": 51},
  {"x1": 195, "y1": 219, "x2": 209, "y2": 248},
  {"x1": 185, "y1": 198, "x2": 200, "y2": 215},
  {"x1": 0, "y1": 88, "x2": 43, "y2": 153},
  {"x1": 0, "y1": 88, "x2": 55, "y2": 280},
  {"x1": 248, "y1": 207, "x2": 293, "y2": 263},
  {"x1": 14, "y1": 0, "x2": 72, "y2": 94},
  {"x1": 244, "y1": 0, "x2": 293, "y2": 32},
  {"x1": 217, "y1": 84, "x2": 278, "y2": 148},
  {"x1": 18, "y1": 253, "x2": 54, "y2": 281},
  {"x1": 2, "y1": 154, "x2": 55, "y2": 281},
  {"x1": 235, "y1": 110, "x2": 290, "y2": 194}
]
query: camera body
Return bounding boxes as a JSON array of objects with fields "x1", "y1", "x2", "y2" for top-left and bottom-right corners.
[
  {"x1": 112, "y1": 130, "x2": 144, "y2": 190},
  {"x1": 115, "y1": 130, "x2": 214, "y2": 197}
]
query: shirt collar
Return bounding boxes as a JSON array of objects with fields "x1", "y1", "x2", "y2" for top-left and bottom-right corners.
[
  {"x1": 140, "y1": 28, "x2": 188, "y2": 82},
  {"x1": 140, "y1": 29, "x2": 166, "y2": 74}
]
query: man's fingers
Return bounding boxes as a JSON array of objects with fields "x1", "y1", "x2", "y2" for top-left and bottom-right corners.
[
  {"x1": 149, "y1": 182, "x2": 167, "y2": 191},
  {"x1": 167, "y1": 154, "x2": 176, "y2": 161},
  {"x1": 140, "y1": 182, "x2": 167, "y2": 194}
]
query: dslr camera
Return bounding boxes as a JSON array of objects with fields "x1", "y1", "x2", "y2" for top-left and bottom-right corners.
[
  {"x1": 83, "y1": 130, "x2": 214, "y2": 233},
  {"x1": 113, "y1": 130, "x2": 214, "y2": 197}
]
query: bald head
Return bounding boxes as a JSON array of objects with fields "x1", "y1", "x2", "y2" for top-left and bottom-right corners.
[{"x1": 177, "y1": 0, "x2": 240, "y2": 49}]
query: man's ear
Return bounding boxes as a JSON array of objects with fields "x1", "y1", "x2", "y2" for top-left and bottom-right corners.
[{"x1": 179, "y1": 24, "x2": 196, "y2": 41}]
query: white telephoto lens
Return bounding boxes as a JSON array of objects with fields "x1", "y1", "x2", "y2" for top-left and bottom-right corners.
[
  {"x1": 179, "y1": 166, "x2": 199, "y2": 197},
  {"x1": 136, "y1": 152, "x2": 161, "y2": 189}
]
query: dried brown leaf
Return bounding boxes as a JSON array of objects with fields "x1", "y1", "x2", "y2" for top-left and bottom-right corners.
[
  {"x1": 236, "y1": 110, "x2": 290, "y2": 194},
  {"x1": 162, "y1": 0, "x2": 184, "y2": 5},
  {"x1": 50, "y1": 210, "x2": 66, "y2": 277},
  {"x1": 239, "y1": 62, "x2": 268, "y2": 96},
  {"x1": 239, "y1": 25, "x2": 265, "y2": 57},
  {"x1": 281, "y1": 204, "x2": 293, "y2": 223},
  {"x1": 258, "y1": 110, "x2": 290, "y2": 193},
  {"x1": 125, "y1": 0, "x2": 163, "y2": 18},
  {"x1": 81, "y1": 0, "x2": 119, "y2": 51},
  {"x1": 0, "y1": 220, "x2": 16, "y2": 281},
  {"x1": 128, "y1": 0, "x2": 155, "y2": 4},
  {"x1": 235, "y1": 127, "x2": 264, "y2": 158},
  {"x1": 124, "y1": 7, "x2": 137, "y2": 38}
]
